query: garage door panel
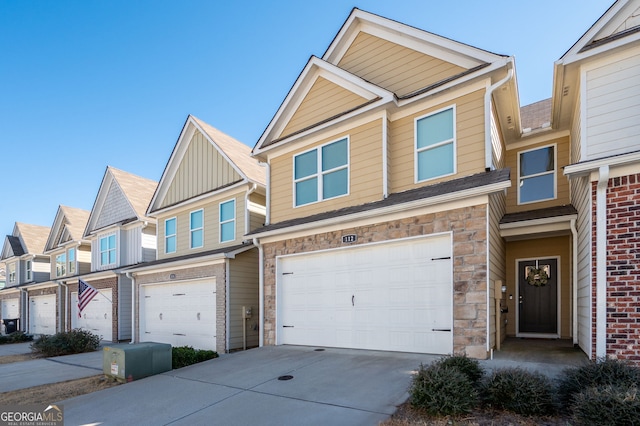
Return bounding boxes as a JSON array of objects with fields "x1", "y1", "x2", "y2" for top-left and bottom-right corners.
[
  {"x1": 71, "y1": 290, "x2": 112, "y2": 341},
  {"x1": 279, "y1": 235, "x2": 453, "y2": 354},
  {"x1": 1, "y1": 299, "x2": 20, "y2": 320},
  {"x1": 29, "y1": 295, "x2": 57, "y2": 335}
]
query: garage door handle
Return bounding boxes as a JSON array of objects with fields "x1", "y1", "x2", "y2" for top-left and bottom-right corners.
[
  {"x1": 432, "y1": 328, "x2": 451, "y2": 332},
  {"x1": 352, "y1": 295, "x2": 354, "y2": 306},
  {"x1": 283, "y1": 325, "x2": 294, "y2": 328},
  {"x1": 431, "y1": 257, "x2": 451, "y2": 261},
  {"x1": 173, "y1": 333, "x2": 186, "y2": 336}
]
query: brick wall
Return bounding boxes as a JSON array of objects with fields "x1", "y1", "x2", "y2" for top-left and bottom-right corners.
[{"x1": 262, "y1": 204, "x2": 489, "y2": 358}]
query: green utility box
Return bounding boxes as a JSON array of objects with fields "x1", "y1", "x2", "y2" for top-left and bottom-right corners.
[{"x1": 103, "y1": 342, "x2": 172, "y2": 382}]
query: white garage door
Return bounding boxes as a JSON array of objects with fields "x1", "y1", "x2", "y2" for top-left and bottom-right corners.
[
  {"x1": 71, "y1": 289, "x2": 113, "y2": 341},
  {"x1": 1, "y1": 298, "x2": 20, "y2": 320},
  {"x1": 278, "y1": 235, "x2": 453, "y2": 354},
  {"x1": 140, "y1": 279, "x2": 216, "y2": 351},
  {"x1": 29, "y1": 294, "x2": 56, "y2": 335}
]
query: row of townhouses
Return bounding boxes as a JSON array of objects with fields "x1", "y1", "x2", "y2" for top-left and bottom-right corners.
[{"x1": 1, "y1": 1, "x2": 639, "y2": 361}]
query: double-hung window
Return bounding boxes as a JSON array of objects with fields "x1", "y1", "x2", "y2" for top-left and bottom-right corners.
[
  {"x1": 415, "y1": 106, "x2": 455, "y2": 182},
  {"x1": 56, "y1": 253, "x2": 66, "y2": 277},
  {"x1": 68, "y1": 248, "x2": 76, "y2": 275},
  {"x1": 8, "y1": 263, "x2": 15, "y2": 283},
  {"x1": 190, "y1": 209, "x2": 204, "y2": 249},
  {"x1": 219, "y1": 200, "x2": 235, "y2": 243},
  {"x1": 99, "y1": 234, "x2": 116, "y2": 266},
  {"x1": 165, "y1": 218, "x2": 177, "y2": 254},
  {"x1": 518, "y1": 145, "x2": 556, "y2": 204},
  {"x1": 26, "y1": 260, "x2": 32, "y2": 281},
  {"x1": 294, "y1": 137, "x2": 349, "y2": 207}
]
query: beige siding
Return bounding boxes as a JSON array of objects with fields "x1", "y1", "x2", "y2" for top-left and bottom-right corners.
[
  {"x1": 157, "y1": 188, "x2": 249, "y2": 260},
  {"x1": 160, "y1": 129, "x2": 243, "y2": 209},
  {"x1": 228, "y1": 249, "x2": 260, "y2": 350},
  {"x1": 77, "y1": 246, "x2": 92, "y2": 275},
  {"x1": 270, "y1": 119, "x2": 383, "y2": 223},
  {"x1": 505, "y1": 135, "x2": 570, "y2": 213},
  {"x1": 504, "y1": 236, "x2": 572, "y2": 339},
  {"x1": 338, "y1": 32, "x2": 466, "y2": 97},
  {"x1": 389, "y1": 89, "x2": 486, "y2": 193},
  {"x1": 491, "y1": 105, "x2": 505, "y2": 169},
  {"x1": 488, "y1": 191, "x2": 506, "y2": 349},
  {"x1": 571, "y1": 88, "x2": 582, "y2": 163},
  {"x1": 279, "y1": 77, "x2": 369, "y2": 139}
]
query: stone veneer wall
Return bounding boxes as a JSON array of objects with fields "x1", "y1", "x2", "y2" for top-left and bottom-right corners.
[
  {"x1": 135, "y1": 264, "x2": 227, "y2": 352},
  {"x1": 592, "y1": 173, "x2": 640, "y2": 363},
  {"x1": 262, "y1": 204, "x2": 489, "y2": 358}
]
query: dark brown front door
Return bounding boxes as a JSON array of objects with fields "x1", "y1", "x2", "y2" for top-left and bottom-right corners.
[{"x1": 518, "y1": 258, "x2": 558, "y2": 334}]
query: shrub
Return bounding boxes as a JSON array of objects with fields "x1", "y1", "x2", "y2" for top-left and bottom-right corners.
[
  {"x1": 0, "y1": 331, "x2": 33, "y2": 344},
  {"x1": 31, "y1": 329, "x2": 100, "y2": 357},
  {"x1": 432, "y1": 354, "x2": 484, "y2": 387},
  {"x1": 172, "y1": 346, "x2": 218, "y2": 369},
  {"x1": 482, "y1": 367, "x2": 556, "y2": 416},
  {"x1": 556, "y1": 358, "x2": 640, "y2": 407},
  {"x1": 572, "y1": 385, "x2": 640, "y2": 426},
  {"x1": 409, "y1": 363, "x2": 478, "y2": 416}
]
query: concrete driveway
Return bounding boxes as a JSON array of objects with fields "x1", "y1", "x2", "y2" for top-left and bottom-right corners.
[{"x1": 61, "y1": 346, "x2": 437, "y2": 426}]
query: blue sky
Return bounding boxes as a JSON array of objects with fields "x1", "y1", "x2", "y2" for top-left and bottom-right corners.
[{"x1": 0, "y1": 0, "x2": 614, "y2": 240}]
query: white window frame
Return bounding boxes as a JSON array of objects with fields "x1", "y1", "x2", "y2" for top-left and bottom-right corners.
[
  {"x1": 165, "y1": 217, "x2": 177, "y2": 254},
  {"x1": 56, "y1": 253, "x2": 66, "y2": 277},
  {"x1": 517, "y1": 143, "x2": 557, "y2": 205},
  {"x1": 99, "y1": 232, "x2": 117, "y2": 267},
  {"x1": 219, "y1": 199, "x2": 236, "y2": 243},
  {"x1": 292, "y1": 136, "x2": 350, "y2": 208},
  {"x1": 8, "y1": 263, "x2": 15, "y2": 283},
  {"x1": 414, "y1": 105, "x2": 457, "y2": 183},
  {"x1": 26, "y1": 260, "x2": 32, "y2": 281},
  {"x1": 68, "y1": 247, "x2": 76, "y2": 275},
  {"x1": 190, "y1": 209, "x2": 204, "y2": 249}
]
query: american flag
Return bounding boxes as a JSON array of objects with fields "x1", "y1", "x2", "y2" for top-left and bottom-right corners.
[{"x1": 78, "y1": 279, "x2": 99, "y2": 318}]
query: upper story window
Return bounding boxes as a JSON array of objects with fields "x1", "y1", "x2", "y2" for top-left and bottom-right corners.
[
  {"x1": 190, "y1": 209, "x2": 204, "y2": 249},
  {"x1": 8, "y1": 263, "x2": 15, "y2": 283},
  {"x1": 165, "y1": 218, "x2": 176, "y2": 254},
  {"x1": 518, "y1": 145, "x2": 556, "y2": 204},
  {"x1": 415, "y1": 106, "x2": 456, "y2": 182},
  {"x1": 293, "y1": 137, "x2": 349, "y2": 207},
  {"x1": 68, "y1": 247, "x2": 76, "y2": 275},
  {"x1": 56, "y1": 253, "x2": 66, "y2": 277},
  {"x1": 219, "y1": 199, "x2": 236, "y2": 243},
  {"x1": 26, "y1": 260, "x2": 32, "y2": 281},
  {"x1": 99, "y1": 233, "x2": 116, "y2": 266}
]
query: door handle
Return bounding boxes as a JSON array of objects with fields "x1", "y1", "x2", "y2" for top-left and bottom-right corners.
[{"x1": 352, "y1": 295, "x2": 354, "y2": 306}]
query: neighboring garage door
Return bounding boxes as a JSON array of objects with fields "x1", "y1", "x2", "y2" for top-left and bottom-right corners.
[
  {"x1": 1, "y1": 298, "x2": 19, "y2": 320},
  {"x1": 278, "y1": 234, "x2": 453, "y2": 354},
  {"x1": 29, "y1": 294, "x2": 56, "y2": 335},
  {"x1": 140, "y1": 279, "x2": 217, "y2": 351},
  {"x1": 71, "y1": 289, "x2": 113, "y2": 341}
]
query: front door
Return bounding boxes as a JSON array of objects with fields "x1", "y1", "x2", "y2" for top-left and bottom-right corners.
[{"x1": 518, "y1": 258, "x2": 558, "y2": 335}]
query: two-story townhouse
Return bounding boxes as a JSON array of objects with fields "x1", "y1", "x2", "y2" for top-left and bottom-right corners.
[
  {"x1": 26, "y1": 205, "x2": 92, "y2": 336},
  {"x1": 556, "y1": 0, "x2": 640, "y2": 362},
  {"x1": 125, "y1": 115, "x2": 266, "y2": 352},
  {"x1": 249, "y1": 9, "x2": 520, "y2": 358},
  {"x1": 71, "y1": 167, "x2": 157, "y2": 342},
  {"x1": 0, "y1": 222, "x2": 51, "y2": 333}
]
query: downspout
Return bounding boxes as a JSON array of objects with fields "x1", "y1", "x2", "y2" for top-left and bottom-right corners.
[
  {"x1": 570, "y1": 218, "x2": 578, "y2": 346},
  {"x1": 253, "y1": 237, "x2": 264, "y2": 347},
  {"x1": 225, "y1": 257, "x2": 231, "y2": 352},
  {"x1": 382, "y1": 110, "x2": 389, "y2": 198},
  {"x1": 596, "y1": 165, "x2": 609, "y2": 358},
  {"x1": 484, "y1": 59, "x2": 514, "y2": 171},
  {"x1": 57, "y1": 281, "x2": 69, "y2": 333},
  {"x1": 259, "y1": 162, "x2": 271, "y2": 225},
  {"x1": 125, "y1": 271, "x2": 136, "y2": 344},
  {"x1": 19, "y1": 287, "x2": 28, "y2": 333},
  {"x1": 245, "y1": 183, "x2": 258, "y2": 238}
]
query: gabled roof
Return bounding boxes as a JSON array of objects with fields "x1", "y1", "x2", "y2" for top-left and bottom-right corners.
[
  {"x1": 44, "y1": 205, "x2": 90, "y2": 253},
  {"x1": 5, "y1": 236, "x2": 24, "y2": 257},
  {"x1": 84, "y1": 167, "x2": 158, "y2": 237},
  {"x1": 1, "y1": 222, "x2": 50, "y2": 260},
  {"x1": 148, "y1": 115, "x2": 265, "y2": 214}
]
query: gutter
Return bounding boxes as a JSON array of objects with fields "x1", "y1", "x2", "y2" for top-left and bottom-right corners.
[
  {"x1": 484, "y1": 58, "x2": 514, "y2": 171},
  {"x1": 253, "y1": 237, "x2": 264, "y2": 347},
  {"x1": 595, "y1": 165, "x2": 609, "y2": 358},
  {"x1": 570, "y1": 218, "x2": 578, "y2": 346},
  {"x1": 19, "y1": 287, "x2": 28, "y2": 333}
]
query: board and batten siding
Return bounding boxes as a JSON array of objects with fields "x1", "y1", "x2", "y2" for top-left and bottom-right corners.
[
  {"x1": 504, "y1": 135, "x2": 571, "y2": 213},
  {"x1": 118, "y1": 274, "x2": 132, "y2": 340},
  {"x1": 572, "y1": 175, "x2": 592, "y2": 356},
  {"x1": 389, "y1": 89, "x2": 486, "y2": 193},
  {"x1": 270, "y1": 119, "x2": 383, "y2": 223},
  {"x1": 156, "y1": 188, "x2": 249, "y2": 260},
  {"x1": 228, "y1": 249, "x2": 260, "y2": 350},
  {"x1": 279, "y1": 77, "x2": 368, "y2": 139},
  {"x1": 584, "y1": 46, "x2": 640, "y2": 160},
  {"x1": 488, "y1": 191, "x2": 506, "y2": 350},
  {"x1": 141, "y1": 227, "x2": 156, "y2": 263},
  {"x1": 337, "y1": 32, "x2": 466, "y2": 97},
  {"x1": 160, "y1": 128, "x2": 243, "y2": 209}
]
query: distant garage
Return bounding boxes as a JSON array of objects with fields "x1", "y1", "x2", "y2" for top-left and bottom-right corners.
[
  {"x1": 139, "y1": 279, "x2": 217, "y2": 351},
  {"x1": 29, "y1": 294, "x2": 56, "y2": 335},
  {"x1": 277, "y1": 234, "x2": 453, "y2": 354}
]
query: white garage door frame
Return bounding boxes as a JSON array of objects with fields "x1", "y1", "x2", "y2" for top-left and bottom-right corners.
[
  {"x1": 71, "y1": 289, "x2": 113, "y2": 341},
  {"x1": 275, "y1": 233, "x2": 453, "y2": 354},
  {"x1": 29, "y1": 294, "x2": 57, "y2": 335},
  {"x1": 139, "y1": 278, "x2": 217, "y2": 351}
]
